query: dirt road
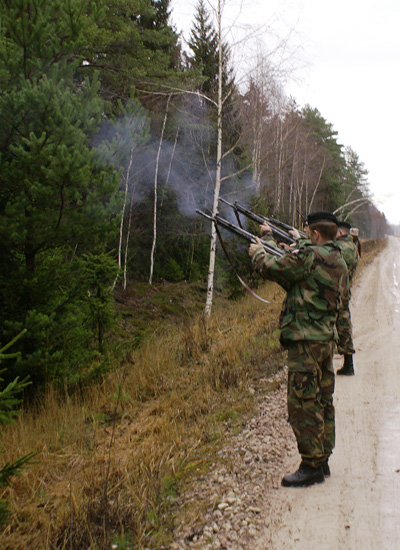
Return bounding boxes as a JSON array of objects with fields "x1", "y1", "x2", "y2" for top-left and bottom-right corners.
[{"x1": 256, "y1": 235, "x2": 400, "y2": 550}]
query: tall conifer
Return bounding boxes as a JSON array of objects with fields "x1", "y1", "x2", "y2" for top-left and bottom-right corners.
[
  {"x1": 0, "y1": 0, "x2": 120, "y2": 386},
  {"x1": 187, "y1": 0, "x2": 219, "y2": 95}
]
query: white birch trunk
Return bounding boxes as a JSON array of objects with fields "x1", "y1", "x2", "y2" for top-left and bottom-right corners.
[
  {"x1": 340, "y1": 200, "x2": 370, "y2": 219},
  {"x1": 204, "y1": 0, "x2": 223, "y2": 317},
  {"x1": 112, "y1": 149, "x2": 134, "y2": 290},
  {"x1": 123, "y1": 198, "x2": 134, "y2": 290},
  {"x1": 149, "y1": 95, "x2": 171, "y2": 285},
  {"x1": 252, "y1": 114, "x2": 262, "y2": 194},
  {"x1": 333, "y1": 197, "x2": 371, "y2": 216},
  {"x1": 309, "y1": 157, "x2": 326, "y2": 212},
  {"x1": 160, "y1": 126, "x2": 179, "y2": 209},
  {"x1": 276, "y1": 120, "x2": 283, "y2": 211},
  {"x1": 289, "y1": 134, "x2": 299, "y2": 223},
  {"x1": 166, "y1": 127, "x2": 179, "y2": 186}
]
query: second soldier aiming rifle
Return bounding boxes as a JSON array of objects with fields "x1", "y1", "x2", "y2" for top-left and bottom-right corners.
[
  {"x1": 196, "y1": 209, "x2": 284, "y2": 257},
  {"x1": 219, "y1": 198, "x2": 306, "y2": 242}
]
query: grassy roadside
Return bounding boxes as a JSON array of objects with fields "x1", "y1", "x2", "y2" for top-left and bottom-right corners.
[{"x1": 0, "y1": 238, "x2": 386, "y2": 550}]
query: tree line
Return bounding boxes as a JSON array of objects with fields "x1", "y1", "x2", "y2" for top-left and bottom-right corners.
[{"x1": 0, "y1": 0, "x2": 390, "y2": 391}]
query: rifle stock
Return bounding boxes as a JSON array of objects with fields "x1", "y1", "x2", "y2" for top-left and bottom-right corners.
[{"x1": 196, "y1": 209, "x2": 284, "y2": 257}]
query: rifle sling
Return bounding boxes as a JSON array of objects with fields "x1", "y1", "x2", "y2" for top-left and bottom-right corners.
[
  {"x1": 233, "y1": 208, "x2": 243, "y2": 229},
  {"x1": 215, "y1": 225, "x2": 274, "y2": 305}
]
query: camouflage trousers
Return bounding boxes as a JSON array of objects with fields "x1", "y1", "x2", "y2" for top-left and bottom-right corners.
[
  {"x1": 286, "y1": 340, "x2": 335, "y2": 469},
  {"x1": 336, "y1": 299, "x2": 355, "y2": 355}
]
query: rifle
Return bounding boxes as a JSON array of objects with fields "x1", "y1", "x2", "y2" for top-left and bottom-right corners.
[
  {"x1": 196, "y1": 209, "x2": 284, "y2": 257},
  {"x1": 297, "y1": 209, "x2": 307, "y2": 224},
  {"x1": 266, "y1": 213, "x2": 306, "y2": 238},
  {"x1": 219, "y1": 198, "x2": 306, "y2": 242}
]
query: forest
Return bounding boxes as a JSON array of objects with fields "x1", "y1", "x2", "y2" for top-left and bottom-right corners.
[
  {"x1": 0, "y1": 0, "x2": 392, "y2": 544},
  {"x1": 0, "y1": 0, "x2": 389, "y2": 390}
]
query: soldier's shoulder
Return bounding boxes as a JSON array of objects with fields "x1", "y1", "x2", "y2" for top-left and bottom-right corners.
[
  {"x1": 318, "y1": 241, "x2": 340, "y2": 255},
  {"x1": 335, "y1": 238, "x2": 356, "y2": 255},
  {"x1": 343, "y1": 235, "x2": 358, "y2": 250},
  {"x1": 334, "y1": 238, "x2": 347, "y2": 250},
  {"x1": 322, "y1": 243, "x2": 348, "y2": 268}
]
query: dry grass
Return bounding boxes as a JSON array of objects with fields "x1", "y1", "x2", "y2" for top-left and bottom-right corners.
[
  {"x1": 0, "y1": 238, "x2": 385, "y2": 549},
  {"x1": 0, "y1": 279, "x2": 285, "y2": 549},
  {"x1": 353, "y1": 237, "x2": 387, "y2": 280}
]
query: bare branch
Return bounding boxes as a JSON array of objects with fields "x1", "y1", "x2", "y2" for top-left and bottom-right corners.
[{"x1": 334, "y1": 197, "x2": 372, "y2": 215}]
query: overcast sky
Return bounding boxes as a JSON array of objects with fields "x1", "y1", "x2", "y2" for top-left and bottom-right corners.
[{"x1": 170, "y1": 0, "x2": 400, "y2": 225}]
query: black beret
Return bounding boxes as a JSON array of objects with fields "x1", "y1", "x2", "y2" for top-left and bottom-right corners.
[
  {"x1": 337, "y1": 220, "x2": 351, "y2": 229},
  {"x1": 307, "y1": 211, "x2": 338, "y2": 226}
]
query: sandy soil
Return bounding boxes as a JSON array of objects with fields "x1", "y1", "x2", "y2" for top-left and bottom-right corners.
[{"x1": 255, "y1": 235, "x2": 400, "y2": 550}]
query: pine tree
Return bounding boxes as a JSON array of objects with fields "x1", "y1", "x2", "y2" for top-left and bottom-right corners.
[
  {"x1": 186, "y1": 0, "x2": 219, "y2": 95},
  {"x1": 0, "y1": 0, "x2": 120, "y2": 387},
  {"x1": 334, "y1": 147, "x2": 371, "y2": 226},
  {"x1": 83, "y1": 0, "x2": 182, "y2": 105},
  {"x1": 301, "y1": 106, "x2": 347, "y2": 211},
  {"x1": 152, "y1": 0, "x2": 172, "y2": 28}
]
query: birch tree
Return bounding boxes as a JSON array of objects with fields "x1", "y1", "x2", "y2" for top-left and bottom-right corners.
[
  {"x1": 149, "y1": 95, "x2": 171, "y2": 284},
  {"x1": 96, "y1": 103, "x2": 149, "y2": 289},
  {"x1": 204, "y1": 0, "x2": 224, "y2": 316},
  {"x1": 186, "y1": 0, "x2": 248, "y2": 316},
  {"x1": 113, "y1": 148, "x2": 134, "y2": 290}
]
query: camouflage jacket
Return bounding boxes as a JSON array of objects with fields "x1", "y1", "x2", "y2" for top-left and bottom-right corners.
[
  {"x1": 336, "y1": 234, "x2": 359, "y2": 282},
  {"x1": 251, "y1": 240, "x2": 349, "y2": 345}
]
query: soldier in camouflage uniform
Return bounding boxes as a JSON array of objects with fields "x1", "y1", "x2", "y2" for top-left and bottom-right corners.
[
  {"x1": 249, "y1": 211, "x2": 348, "y2": 487},
  {"x1": 350, "y1": 226, "x2": 362, "y2": 257},
  {"x1": 335, "y1": 220, "x2": 359, "y2": 376}
]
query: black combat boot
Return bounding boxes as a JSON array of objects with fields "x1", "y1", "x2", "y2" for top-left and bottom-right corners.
[
  {"x1": 337, "y1": 354, "x2": 355, "y2": 376},
  {"x1": 322, "y1": 460, "x2": 330, "y2": 476},
  {"x1": 281, "y1": 463, "x2": 325, "y2": 487}
]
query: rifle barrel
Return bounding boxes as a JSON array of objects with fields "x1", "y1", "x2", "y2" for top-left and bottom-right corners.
[
  {"x1": 231, "y1": 201, "x2": 296, "y2": 244},
  {"x1": 196, "y1": 210, "x2": 284, "y2": 257},
  {"x1": 265, "y1": 211, "x2": 306, "y2": 239},
  {"x1": 218, "y1": 198, "x2": 302, "y2": 243}
]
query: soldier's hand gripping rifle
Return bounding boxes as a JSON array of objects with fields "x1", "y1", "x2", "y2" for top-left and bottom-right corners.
[
  {"x1": 196, "y1": 209, "x2": 284, "y2": 257},
  {"x1": 219, "y1": 198, "x2": 306, "y2": 242},
  {"x1": 261, "y1": 208, "x2": 307, "y2": 239}
]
